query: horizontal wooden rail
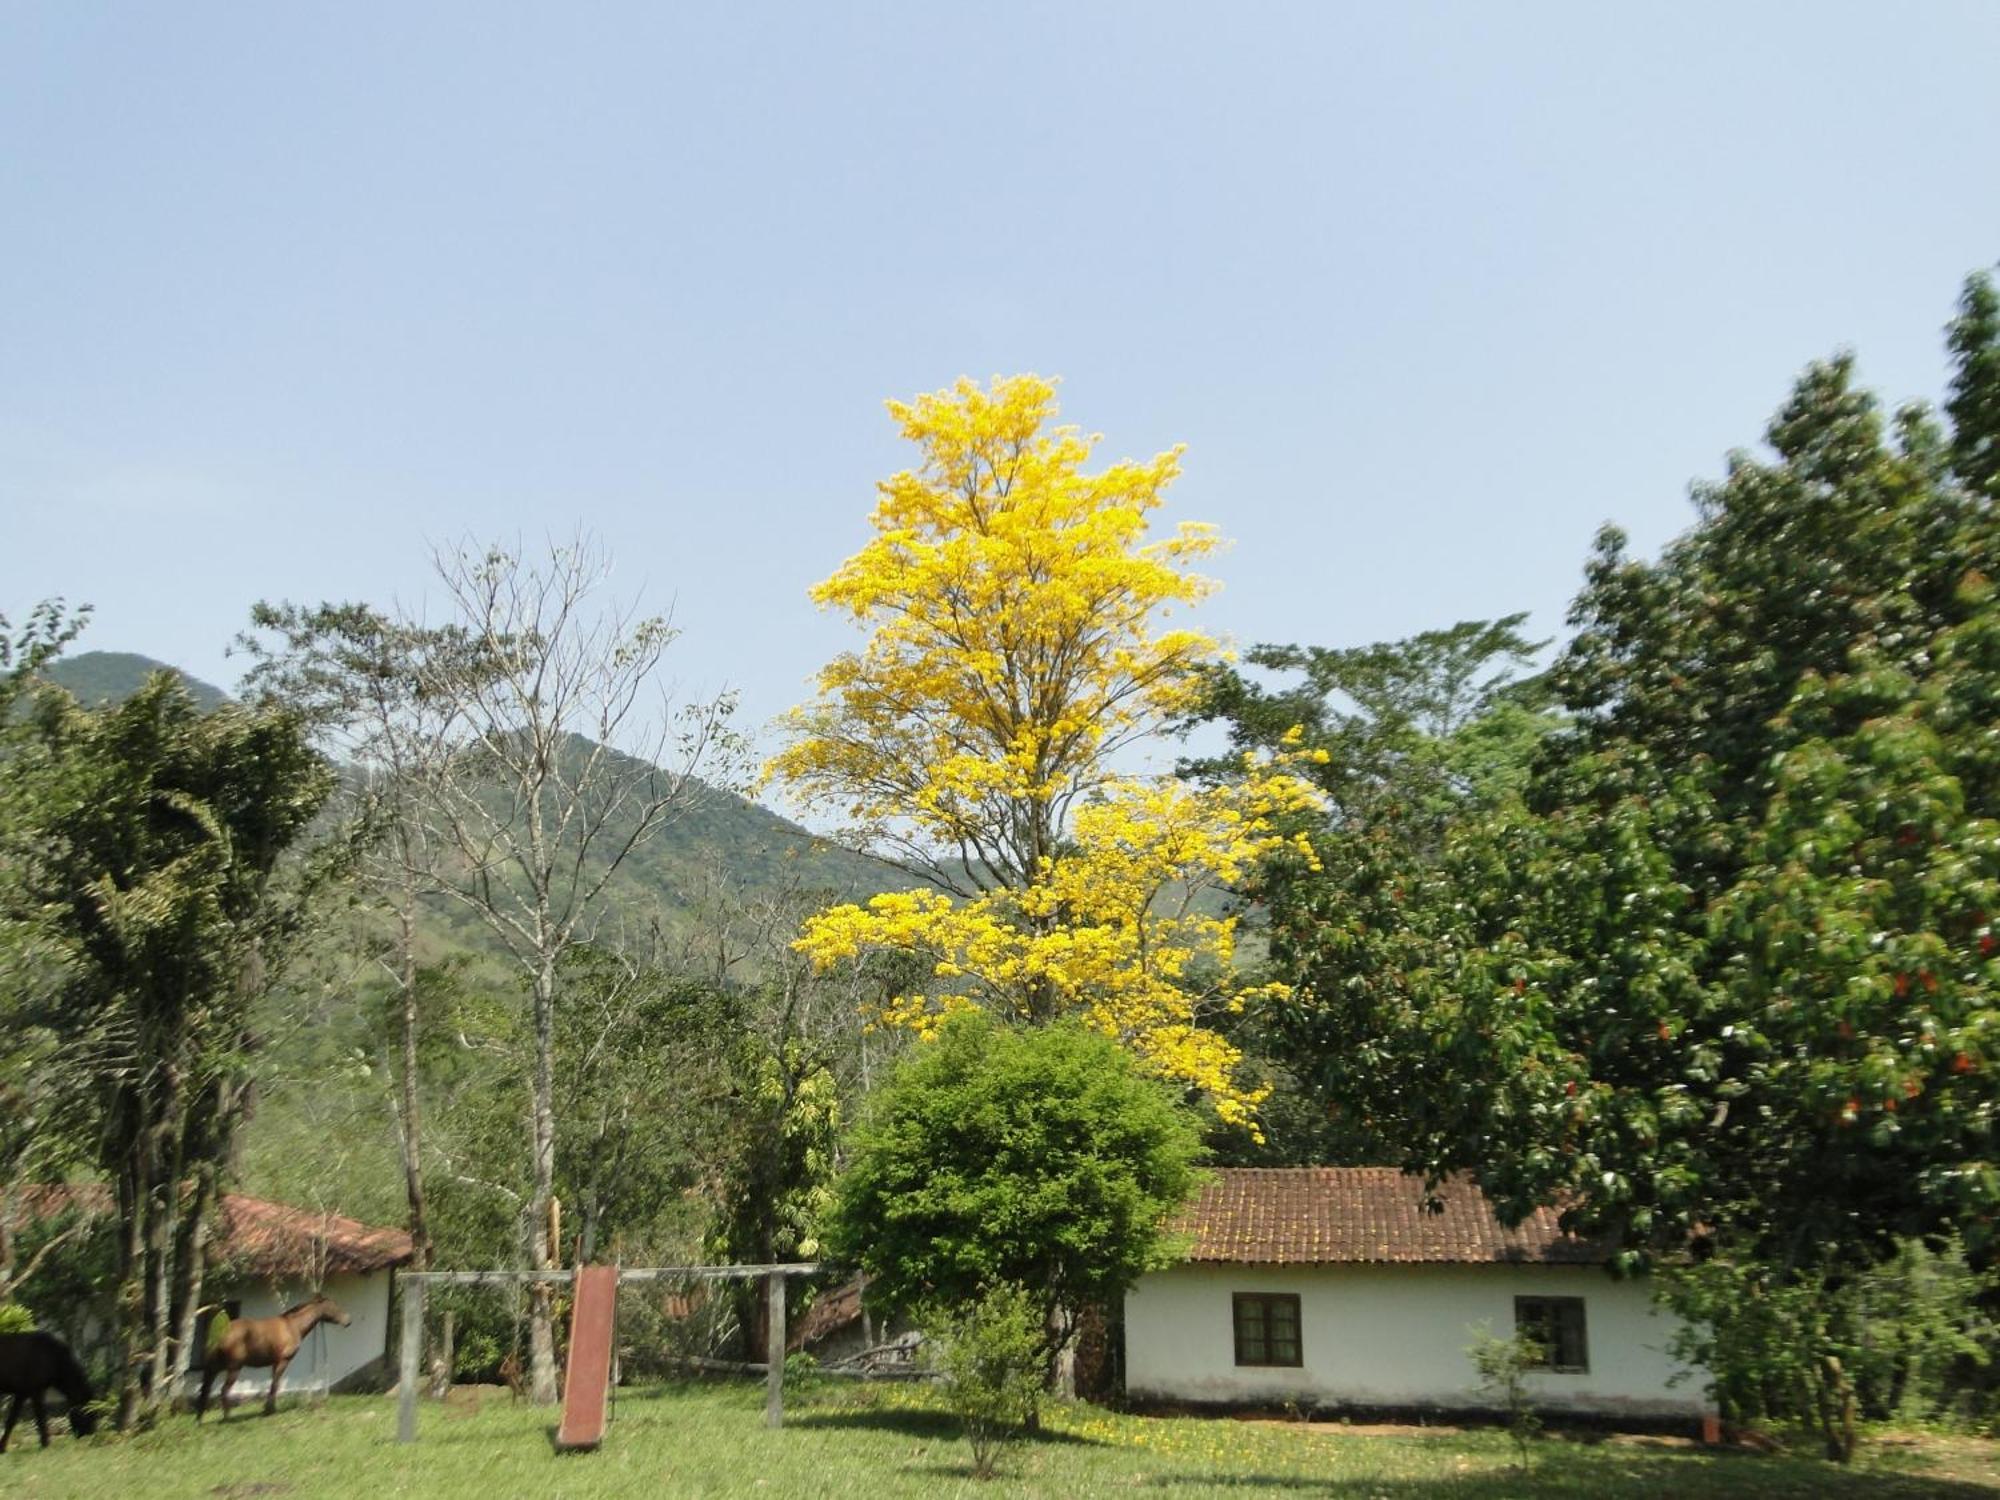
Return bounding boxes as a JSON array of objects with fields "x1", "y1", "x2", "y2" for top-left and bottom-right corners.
[
  {"x1": 619, "y1": 1263, "x2": 821, "y2": 1283},
  {"x1": 399, "y1": 1263, "x2": 820, "y2": 1286},
  {"x1": 395, "y1": 1263, "x2": 823, "y2": 1443}
]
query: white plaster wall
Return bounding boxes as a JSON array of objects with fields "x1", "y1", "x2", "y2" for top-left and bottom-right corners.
[
  {"x1": 1124, "y1": 1263, "x2": 1702, "y2": 1417},
  {"x1": 186, "y1": 1270, "x2": 393, "y2": 1395}
]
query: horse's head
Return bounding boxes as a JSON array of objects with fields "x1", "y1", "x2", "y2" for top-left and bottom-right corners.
[
  {"x1": 313, "y1": 1293, "x2": 352, "y2": 1328},
  {"x1": 49, "y1": 1340, "x2": 98, "y2": 1437}
]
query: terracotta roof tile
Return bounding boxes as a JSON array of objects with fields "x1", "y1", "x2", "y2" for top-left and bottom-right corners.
[
  {"x1": 1170, "y1": 1168, "x2": 1607, "y2": 1266},
  {"x1": 9, "y1": 1185, "x2": 413, "y2": 1278},
  {"x1": 215, "y1": 1194, "x2": 414, "y2": 1278}
]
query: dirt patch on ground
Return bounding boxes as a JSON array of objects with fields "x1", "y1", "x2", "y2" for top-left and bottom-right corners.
[
  {"x1": 435, "y1": 1383, "x2": 519, "y2": 1417},
  {"x1": 1234, "y1": 1417, "x2": 1466, "y2": 1437},
  {"x1": 441, "y1": 1382, "x2": 512, "y2": 1404},
  {"x1": 1234, "y1": 1419, "x2": 1724, "y2": 1448},
  {"x1": 1601, "y1": 1432, "x2": 1699, "y2": 1450}
]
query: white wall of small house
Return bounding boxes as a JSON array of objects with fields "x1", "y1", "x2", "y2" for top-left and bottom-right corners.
[
  {"x1": 1124, "y1": 1263, "x2": 1702, "y2": 1418},
  {"x1": 185, "y1": 1269, "x2": 394, "y2": 1396}
]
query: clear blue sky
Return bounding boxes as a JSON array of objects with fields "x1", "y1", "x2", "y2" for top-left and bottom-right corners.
[{"x1": 5, "y1": 3, "x2": 1998, "y2": 772}]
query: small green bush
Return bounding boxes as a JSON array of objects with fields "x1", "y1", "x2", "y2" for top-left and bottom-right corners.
[
  {"x1": 822, "y1": 1012, "x2": 1205, "y2": 1374},
  {"x1": 925, "y1": 1284, "x2": 1044, "y2": 1480},
  {"x1": 783, "y1": 1350, "x2": 822, "y2": 1394},
  {"x1": 0, "y1": 1302, "x2": 35, "y2": 1334},
  {"x1": 1468, "y1": 1326, "x2": 1542, "y2": 1467}
]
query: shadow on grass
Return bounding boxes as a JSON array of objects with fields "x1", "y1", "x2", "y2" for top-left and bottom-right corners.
[
  {"x1": 787, "y1": 1405, "x2": 1099, "y2": 1447},
  {"x1": 1127, "y1": 1461, "x2": 2000, "y2": 1498},
  {"x1": 590, "y1": 1380, "x2": 720, "y2": 1405}
]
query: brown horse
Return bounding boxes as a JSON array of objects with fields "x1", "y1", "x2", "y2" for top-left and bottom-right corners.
[
  {"x1": 0, "y1": 1331, "x2": 98, "y2": 1451},
  {"x1": 196, "y1": 1294, "x2": 350, "y2": 1420}
]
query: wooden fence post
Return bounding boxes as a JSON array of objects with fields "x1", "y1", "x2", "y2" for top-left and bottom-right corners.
[
  {"x1": 397, "y1": 1275, "x2": 425, "y2": 1444},
  {"x1": 765, "y1": 1270, "x2": 786, "y2": 1429}
]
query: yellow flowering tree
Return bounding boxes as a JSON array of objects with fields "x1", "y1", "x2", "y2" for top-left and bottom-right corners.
[{"x1": 768, "y1": 375, "x2": 1320, "y2": 1126}]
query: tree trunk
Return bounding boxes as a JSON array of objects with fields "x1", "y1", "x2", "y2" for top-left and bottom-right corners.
[
  {"x1": 395, "y1": 903, "x2": 431, "y2": 1272},
  {"x1": 0, "y1": 1185, "x2": 14, "y2": 1296},
  {"x1": 142, "y1": 1120, "x2": 175, "y2": 1416},
  {"x1": 143, "y1": 1103, "x2": 181, "y2": 1417},
  {"x1": 166, "y1": 1161, "x2": 217, "y2": 1414},
  {"x1": 114, "y1": 1148, "x2": 149, "y2": 1429},
  {"x1": 428, "y1": 1310, "x2": 455, "y2": 1399},
  {"x1": 1817, "y1": 1354, "x2": 1857, "y2": 1463},
  {"x1": 525, "y1": 958, "x2": 560, "y2": 1405}
]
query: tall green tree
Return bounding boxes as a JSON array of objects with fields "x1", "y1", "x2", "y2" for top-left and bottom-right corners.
[
  {"x1": 1300, "y1": 270, "x2": 2000, "y2": 1292},
  {"x1": 1183, "y1": 617, "x2": 1557, "y2": 1163},
  {"x1": 1188, "y1": 616, "x2": 1553, "y2": 842},
  {"x1": 822, "y1": 1011, "x2": 1204, "y2": 1372},
  {"x1": 0, "y1": 670, "x2": 338, "y2": 1425},
  {"x1": 0, "y1": 602, "x2": 94, "y2": 1302}
]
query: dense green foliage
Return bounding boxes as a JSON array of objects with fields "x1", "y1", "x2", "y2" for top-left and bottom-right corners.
[
  {"x1": 0, "y1": 664, "x2": 339, "y2": 1423},
  {"x1": 1182, "y1": 267, "x2": 2000, "y2": 1455},
  {"x1": 1663, "y1": 1240, "x2": 2000, "y2": 1460},
  {"x1": 823, "y1": 1013, "x2": 1204, "y2": 1352},
  {"x1": 1230, "y1": 272, "x2": 2000, "y2": 1276},
  {"x1": 1185, "y1": 616, "x2": 1558, "y2": 1163}
]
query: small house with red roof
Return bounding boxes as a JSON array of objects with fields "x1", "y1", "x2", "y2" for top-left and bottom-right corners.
[
  {"x1": 1123, "y1": 1168, "x2": 1701, "y2": 1421},
  {"x1": 9, "y1": 1186, "x2": 412, "y2": 1396},
  {"x1": 199, "y1": 1193, "x2": 414, "y2": 1395}
]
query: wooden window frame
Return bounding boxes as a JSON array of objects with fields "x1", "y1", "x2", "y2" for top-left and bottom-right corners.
[
  {"x1": 1513, "y1": 1295, "x2": 1589, "y2": 1373},
  {"x1": 1232, "y1": 1292, "x2": 1303, "y2": 1368}
]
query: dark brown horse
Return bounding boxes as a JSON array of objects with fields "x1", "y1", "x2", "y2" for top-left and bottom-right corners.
[
  {"x1": 0, "y1": 1331, "x2": 98, "y2": 1451},
  {"x1": 196, "y1": 1294, "x2": 350, "y2": 1420}
]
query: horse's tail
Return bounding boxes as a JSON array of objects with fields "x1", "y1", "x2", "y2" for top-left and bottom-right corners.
[{"x1": 201, "y1": 1303, "x2": 230, "y2": 1357}]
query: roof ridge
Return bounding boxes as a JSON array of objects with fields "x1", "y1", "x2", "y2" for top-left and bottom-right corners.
[{"x1": 1172, "y1": 1167, "x2": 1605, "y2": 1267}]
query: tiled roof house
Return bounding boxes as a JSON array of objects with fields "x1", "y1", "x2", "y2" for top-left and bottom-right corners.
[
  {"x1": 1171, "y1": 1167, "x2": 1606, "y2": 1266},
  {"x1": 11, "y1": 1185, "x2": 411, "y2": 1396},
  {"x1": 1125, "y1": 1167, "x2": 1702, "y2": 1425}
]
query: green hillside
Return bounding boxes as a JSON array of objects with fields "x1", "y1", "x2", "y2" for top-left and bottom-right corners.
[
  {"x1": 38, "y1": 651, "x2": 912, "y2": 945},
  {"x1": 42, "y1": 650, "x2": 234, "y2": 713},
  {"x1": 33, "y1": 650, "x2": 918, "y2": 1228}
]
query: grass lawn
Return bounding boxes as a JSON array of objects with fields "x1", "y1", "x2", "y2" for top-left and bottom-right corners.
[{"x1": 5, "y1": 1380, "x2": 1999, "y2": 1498}]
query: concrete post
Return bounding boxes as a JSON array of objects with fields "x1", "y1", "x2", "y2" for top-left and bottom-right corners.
[
  {"x1": 765, "y1": 1271, "x2": 786, "y2": 1429},
  {"x1": 397, "y1": 1275, "x2": 425, "y2": 1443}
]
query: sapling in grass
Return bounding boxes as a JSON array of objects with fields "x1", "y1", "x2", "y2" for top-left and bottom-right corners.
[
  {"x1": 924, "y1": 1284, "x2": 1044, "y2": 1480},
  {"x1": 1469, "y1": 1326, "x2": 1543, "y2": 1467}
]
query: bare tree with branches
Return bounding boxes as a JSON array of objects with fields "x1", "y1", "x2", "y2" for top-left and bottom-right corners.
[
  {"x1": 399, "y1": 534, "x2": 740, "y2": 1403},
  {"x1": 239, "y1": 603, "x2": 465, "y2": 1277}
]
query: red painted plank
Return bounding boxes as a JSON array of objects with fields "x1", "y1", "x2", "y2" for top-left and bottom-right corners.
[{"x1": 555, "y1": 1265, "x2": 618, "y2": 1451}]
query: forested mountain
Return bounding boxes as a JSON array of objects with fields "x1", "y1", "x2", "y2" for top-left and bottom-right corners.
[
  {"x1": 44, "y1": 650, "x2": 233, "y2": 714},
  {"x1": 38, "y1": 650, "x2": 908, "y2": 944}
]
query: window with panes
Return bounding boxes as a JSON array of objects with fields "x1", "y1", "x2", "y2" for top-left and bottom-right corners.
[
  {"x1": 1513, "y1": 1296, "x2": 1588, "y2": 1372},
  {"x1": 1232, "y1": 1292, "x2": 1302, "y2": 1367}
]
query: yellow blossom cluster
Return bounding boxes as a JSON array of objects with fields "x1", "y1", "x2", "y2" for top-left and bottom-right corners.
[
  {"x1": 766, "y1": 375, "x2": 1222, "y2": 875},
  {"x1": 794, "y1": 760, "x2": 1323, "y2": 1128},
  {"x1": 769, "y1": 375, "x2": 1324, "y2": 1129}
]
